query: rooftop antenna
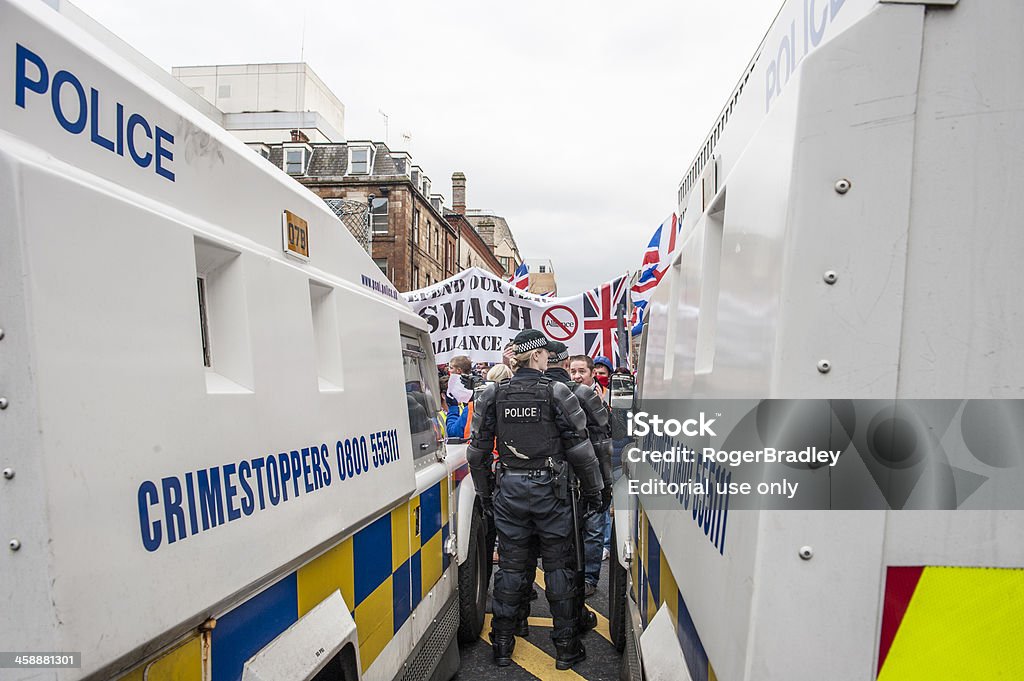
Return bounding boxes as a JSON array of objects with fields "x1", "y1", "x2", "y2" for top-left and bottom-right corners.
[
  {"x1": 378, "y1": 109, "x2": 389, "y2": 145},
  {"x1": 297, "y1": 5, "x2": 308, "y2": 114},
  {"x1": 299, "y1": 4, "x2": 308, "y2": 63},
  {"x1": 401, "y1": 131, "x2": 412, "y2": 150}
]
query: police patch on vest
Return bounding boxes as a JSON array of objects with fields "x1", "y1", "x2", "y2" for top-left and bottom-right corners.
[{"x1": 502, "y1": 405, "x2": 541, "y2": 422}]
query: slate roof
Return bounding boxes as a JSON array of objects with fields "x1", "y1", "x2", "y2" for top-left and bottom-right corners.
[{"x1": 267, "y1": 142, "x2": 401, "y2": 178}]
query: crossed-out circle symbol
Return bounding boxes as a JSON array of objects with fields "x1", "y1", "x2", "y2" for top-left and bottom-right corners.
[{"x1": 542, "y1": 305, "x2": 579, "y2": 341}]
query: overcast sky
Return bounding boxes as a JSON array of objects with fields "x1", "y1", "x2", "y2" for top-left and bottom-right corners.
[{"x1": 72, "y1": 0, "x2": 782, "y2": 295}]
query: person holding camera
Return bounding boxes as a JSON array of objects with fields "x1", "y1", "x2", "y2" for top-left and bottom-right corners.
[{"x1": 445, "y1": 355, "x2": 482, "y2": 440}]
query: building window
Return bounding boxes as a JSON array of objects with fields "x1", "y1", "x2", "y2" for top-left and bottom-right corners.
[
  {"x1": 411, "y1": 168, "x2": 421, "y2": 186},
  {"x1": 434, "y1": 228, "x2": 440, "y2": 259},
  {"x1": 218, "y1": 84, "x2": 231, "y2": 99},
  {"x1": 373, "y1": 258, "x2": 387, "y2": 276},
  {"x1": 498, "y1": 256, "x2": 511, "y2": 274},
  {"x1": 192, "y1": 86, "x2": 205, "y2": 97},
  {"x1": 248, "y1": 143, "x2": 271, "y2": 160},
  {"x1": 371, "y1": 197, "x2": 389, "y2": 234},
  {"x1": 426, "y1": 220, "x2": 432, "y2": 252},
  {"x1": 284, "y1": 148, "x2": 306, "y2": 175},
  {"x1": 393, "y1": 158, "x2": 407, "y2": 175},
  {"x1": 430, "y1": 197, "x2": 442, "y2": 212},
  {"x1": 539, "y1": 265, "x2": 546, "y2": 273},
  {"x1": 422, "y1": 179, "x2": 430, "y2": 196},
  {"x1": 413, "y1": 209, "x2": 420, "y2": 245},
  {"x1": 349, "y1": 147, "x2": 371, "y2": 174},
  {"x1": 413, "y1": 266, "x2": 420, "y2": 289}
]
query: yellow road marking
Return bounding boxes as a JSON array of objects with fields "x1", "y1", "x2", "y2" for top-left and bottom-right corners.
[
  {"x1": 482, "y1": 614, "x2": 585, "y2": 680},
  {"x1": 525, "y1": 615, "x2": 612, "y2": 644},
  {"x1": 533, "y1": 573, "x2": 612, "y2": 643},
  {"x1": 591, "y1": 610, "x2": 612, "y2": 644}
]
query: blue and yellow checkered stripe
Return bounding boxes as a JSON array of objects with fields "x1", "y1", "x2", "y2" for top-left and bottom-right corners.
[
  {"x1": 632, "y1": 503, "x2": 718, "y2": 681},
  {"x1": 119, "y1": 478, "x2": 451, "y2": 681}
]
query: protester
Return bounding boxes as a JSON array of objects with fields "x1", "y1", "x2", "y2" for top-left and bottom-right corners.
[
  {"x1": 486, "y1": 363, "x2": 513, "y2": 383},
  {"x1": 592, "y1": 356, "x2": 613, "y2": 400},
  {"x1": 438, "y1": 375, "x2": 450, "y2": 430},
  {"x1": 569, "y1": 355, "x2": 596, "y2": 388},
  {"x1": 445, "y1": 355, "x2": 478, "y2": 439},
  {"x1": 502, "y1": 340, "x2": 518, "y2": 371},
  {"x1": 467, "y1": 330, "x2": 602, "y2": 670}
]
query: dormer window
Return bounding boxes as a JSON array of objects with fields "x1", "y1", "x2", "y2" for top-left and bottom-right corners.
[
  {"x1": 391, "y1": 152, "x2": 411, "y2": 176},
  {"x1": 282, "y1": 144, "x2": 311, "y2": 175},
  {"x1": 247, "y1": 143, "x2": 271, "y2": 160},
  {"x1": 411, "y1": 167, "x2": 421, "y2": 187},
  {"x1": 422, "y1": 178, "x2": 431, "y2": 196},
  {"x1": 348, "y1": 146, "x2": 373, "y2": 175},
  {"x1": 430, "y1": 197, "x2": 442, "y2": 212}
]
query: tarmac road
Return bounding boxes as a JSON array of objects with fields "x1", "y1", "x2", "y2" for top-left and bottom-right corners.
[{"x1": 456, "y1": 559, "x2": 622, "y2": 681}]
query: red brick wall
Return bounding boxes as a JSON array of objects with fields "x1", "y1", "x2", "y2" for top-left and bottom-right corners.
[{"x1": 300, "y1": 179, "x2": 457, "y2": 291}]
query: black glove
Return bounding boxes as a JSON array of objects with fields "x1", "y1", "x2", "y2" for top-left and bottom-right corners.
[
  {"x1": 480, "y1": 494, "x2": 494, "y2": 517},
  {"x1": 583, "y1": 491, "x2": 603, "y2": 518},
  {"x1": 601, "y1": 486, "x2": 612, "y2": 513}
]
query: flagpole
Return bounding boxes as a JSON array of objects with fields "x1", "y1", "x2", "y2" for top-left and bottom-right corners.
[
  {"x1": 615, "y1": 284, "x2": 628, "y2": 370},
  {"x1": 626, "y1": 271, "x2": 635, "y2": 369}
]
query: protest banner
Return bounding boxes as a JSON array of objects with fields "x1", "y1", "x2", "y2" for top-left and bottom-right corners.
[{"x1": 403, "y1": 267, "x2": 628, "y2": 365}]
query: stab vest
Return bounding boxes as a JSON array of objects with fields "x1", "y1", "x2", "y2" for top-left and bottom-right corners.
[{"x1": 494, "y1": 376, "x2": 562, "y2": 468}]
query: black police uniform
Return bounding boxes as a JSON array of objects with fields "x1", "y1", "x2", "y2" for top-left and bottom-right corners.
[
  {"x1": 544, "y1": 364, "x2": 614, "y2": 630},
  {"x1": 467, "y1": 366, "x2": 603, "y2": 668},
  {"x1": 545, "y1": 365, "x2": 614, "y2": 504}
]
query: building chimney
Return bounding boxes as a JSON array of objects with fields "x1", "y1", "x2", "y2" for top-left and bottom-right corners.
[
  {"x1": 476, "y1": 218, "x2": 495, "y2": 247},
  {"x1": 452, "y1": 171, "x2": 467, "y2": 215},
  {"x1": 290, "y1": 129, "x2": 310, "y2": 143}
]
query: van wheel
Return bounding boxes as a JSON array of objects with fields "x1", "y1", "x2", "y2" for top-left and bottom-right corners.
[
  {"x1": 608, "y1": 522, "x2": 628, "y2": 653},
  {"x1": 457, "y1": 505, "x2": 488, "y2": 643}
]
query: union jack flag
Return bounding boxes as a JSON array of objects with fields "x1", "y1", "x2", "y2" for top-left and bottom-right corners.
[
  {"x1": 631, "y1": 213, "x2": 681, "y2": 335},
  {"x1": 507, "y1": 263, "x2": 529, "y2": 290},
  {"x1": 584, "y1": 275, "x2": 629, "y2": 367}
]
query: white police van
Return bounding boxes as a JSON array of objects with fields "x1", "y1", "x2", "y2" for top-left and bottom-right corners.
[
  {"x1": 610, "y1": 0, "x2": 1024, "y2": 679},
  {"x1": 0, "y1": 0, "x2": 490, "y2": 678}
]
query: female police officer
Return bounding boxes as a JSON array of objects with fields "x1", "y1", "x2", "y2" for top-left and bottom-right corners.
[{"x1": 467, "y1": 329, "x2": 604, "y2": 670}]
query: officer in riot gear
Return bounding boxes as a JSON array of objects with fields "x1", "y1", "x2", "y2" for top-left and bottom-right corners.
[
  {"x1": 544, "y1": 341, "x2": 614, "y2": 627},
  {"x1": 545, "y1": 342, "x2": 614, "y2": 507},
  {"x1": 467, "y1": 329, "x2": 603, "y2": 670}
]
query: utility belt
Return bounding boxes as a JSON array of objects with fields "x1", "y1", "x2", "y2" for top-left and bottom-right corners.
[{"x1": 496, "y1": 456, "x2": 570, "y2": 500}]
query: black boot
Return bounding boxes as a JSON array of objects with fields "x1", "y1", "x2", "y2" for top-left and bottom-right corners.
[
  {"x1": 489, "y1": 632, "x2": 515, "y2": 666},
  {"x1": 515, "y1": 617, "x2": 530, "y2": 637},
  {"x1": 578, "y1": 606, "x2": 597, "y2": 633},
  {"x1": 554, "y1": 638, "x2": 586, "y2": 670}
]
